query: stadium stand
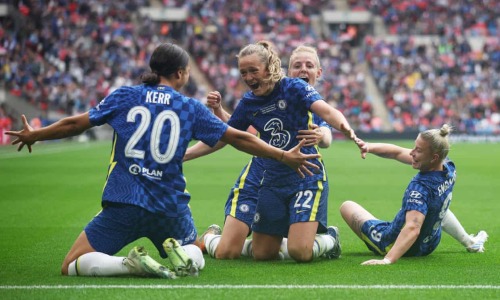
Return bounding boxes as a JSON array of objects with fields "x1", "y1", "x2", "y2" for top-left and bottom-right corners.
[{"x1": 0, "y1": 0, "x2": 498, "y2": 136}]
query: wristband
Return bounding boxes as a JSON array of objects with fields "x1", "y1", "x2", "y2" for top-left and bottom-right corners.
[{"x1": 383, "y1": 257, "x2": 392, "y2": 264}]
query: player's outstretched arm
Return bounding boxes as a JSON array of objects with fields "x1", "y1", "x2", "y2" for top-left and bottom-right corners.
[
  {"x1": 184, "y1": 140, "x2": 226, "y2": 162},
  {"x1": 355, "y1": 138, "x2": 412, "y2": 164},
  {"x1": 309, "y1": 100, "x2": 356, "y2": 141},
  {"x1": 220, "y1": 127, "x2": 319, "y2": 178},
  {"x1": 5, "y1": 113, "x2": 93, "y2": 153}
]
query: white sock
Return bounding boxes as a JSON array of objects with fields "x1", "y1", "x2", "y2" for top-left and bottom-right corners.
[
  {"x1": 442, "y1": 210, "x2": 473, "y2": 247},
  {"x1": 182, "y1": 244, "x2": 205, "y2": 270},
  {"x1": 312, "y1": 234, "x2": 334, "y2": 258},
  {"x1": 204, "y1": 234, "x2": 221, "y2": 258},
  {"x1": 241, "y1": 239, "x2": 253, "y2": 257},
  {"x1": 67, "y1": 252, "x2": 129, "y2": 276},
  {"x1": 279, "y1": 238, "x2": 291, "y2": 260}
]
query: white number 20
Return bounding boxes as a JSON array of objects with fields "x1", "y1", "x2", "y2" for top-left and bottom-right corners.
[{"x1": 124, "y1": 106, "x2": 180, "y2": 164}]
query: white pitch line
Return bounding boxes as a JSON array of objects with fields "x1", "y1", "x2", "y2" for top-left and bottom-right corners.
[{"x1": 1, "y1": 284, "x2": 499, "y2": 290}]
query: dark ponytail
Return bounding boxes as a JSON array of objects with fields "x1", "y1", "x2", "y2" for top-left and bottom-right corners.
[{"x1": 141, "y1": 43, "x2": 190, "y2": 85}]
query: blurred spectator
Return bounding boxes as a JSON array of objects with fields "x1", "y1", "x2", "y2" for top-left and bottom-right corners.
[
  {"x1": 366, "y1": 35, "x2": 499, "y2": 133},
  {"x1": 349, "y1": 0, "x2": 499, "y2": 37}
]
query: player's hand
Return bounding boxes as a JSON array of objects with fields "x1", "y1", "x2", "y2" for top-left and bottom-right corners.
[
  {"x1": 361, "y1": 258, "x2": 391, "y2": 266},
  {"x1": 206, "y1": 91, "x2": 222, "y2": 110},
  {"x1": 282, "y1": 139, "x2": 320, "y2": 178},
  {"x1": 340, "y1": 123, "x2": 356, "y2": 140},
  {"x1": 296, "y1": 124, "x2": 323, "y2": 147},
  {"x1": 355, "y1": 138, "x2": 369, "y2": 159},
  {"x1": 4, "y1": 114, "x2": 35, "y2": 153}
]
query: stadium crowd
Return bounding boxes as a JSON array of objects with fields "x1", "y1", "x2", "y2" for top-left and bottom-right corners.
[
  {"x1": 0, "y1": 0, "x2": 194, "y2": 125},
  {"x1": 349, "y1": 0, "x2": 500, "y2": 133},
  {"x1": 0, "y1": 0, "x2": 499, "y2": 136},
  {"x1": 366, "y1": 36, "x2": 500, "y2": 133},
  {"x1": 183, "y1": 0, "x2": 376, "y2": 132},
  {"x1": 348, "y1": 0, "x2": 499, "y2": 36}
]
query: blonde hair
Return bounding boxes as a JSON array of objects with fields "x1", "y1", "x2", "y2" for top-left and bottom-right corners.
[
  {"x1": 288, "y1": 45, "x2": 321, "y2": 70},
  {"x1": 237, "y1": 40, "x2": 284, "y2": 85},
  {"x1": 420, "y1": 124, "x2": 453, "y2": 161}
]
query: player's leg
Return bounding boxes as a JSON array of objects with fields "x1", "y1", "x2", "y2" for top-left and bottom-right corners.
[
  {"x1": 65, "y1": 204, "x2": 172, "y2": 278},
  {"x1": 340, "y1": 200, "x2": 377, "y2": 239},
  {"x1": 287, "y1": 222, "x2": 319, "y2": 262},
  {"x1": 152, "y1": 212, "x2": 203, "y2": 276},
  {"x1": 251, "y1": 185, "x2": 287, "y2": 260},
  {"x1": 251, "y1": 232, "x2": 283, "y2": 260},
  {"x1": 442, "y1": 209, "x2": 488, "y2": 252},
  {"x1": 197, "y1": 224, "x2": 222, "y2": 253},
  {"x1": 62, "y1": 231, "x2": 97, "y2": 275},
  {"x1": 211, "y1": 216, "x2": 250, "y2": 259},
  {"x1": 205, "y1": 160, "x2": 260, "y2": 259},
  {"x1": 288, "y1": 180, "x2": 339, "y2": 262}
]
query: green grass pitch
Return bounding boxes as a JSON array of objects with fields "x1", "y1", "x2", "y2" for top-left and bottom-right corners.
[{"x1": 0, "y1": 139, "x2": 498, "y2": 299}]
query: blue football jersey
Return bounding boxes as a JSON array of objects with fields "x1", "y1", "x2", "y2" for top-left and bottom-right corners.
[
  {"x1": 389, "y1": 160, "x2": 456, "y2": 256},
  {"x1": 89, "y1": 84, "x2": 228, "y2": 217},
  {"x1": 228, "y1": 77, "x2": 326, "y2": 186}
]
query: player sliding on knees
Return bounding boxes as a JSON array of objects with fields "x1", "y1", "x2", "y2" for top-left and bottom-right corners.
[{"x1": 6, "y1": 43, "x2": 319, "y2": 278}]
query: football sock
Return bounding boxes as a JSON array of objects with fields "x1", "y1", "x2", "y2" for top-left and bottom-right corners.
[
  {"x1": 442, "y1": 210, "x2": 473, "y2": 247},
  {"x1": 312, "y1": 234, "x2": 334, "y2": 258},
  {"x1": 182, "y1": 244, "x2": 205, "y2": 270},
  {"x1": 204, "y1": 234, "x2": 221, "y2": 258},
  {"x1": 241, "y1": 239, "x2": 253, "y2": 257},
  {"x1": 279, "y1": 238, "x2": 291, "y2": 260},
  {"x1": 67, "y1": 252, "x2": 129, "y2": 276}
]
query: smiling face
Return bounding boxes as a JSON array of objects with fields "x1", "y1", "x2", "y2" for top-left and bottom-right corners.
[
  {"x1": 288, "y1": 51, "x2": 322, "y2": 86},
  {"x1": 238, "y1": 53, "x2": 274, "y2": 96},
  {"x1": 410, "y1": 134, "x2": 441, "y2": 172}
]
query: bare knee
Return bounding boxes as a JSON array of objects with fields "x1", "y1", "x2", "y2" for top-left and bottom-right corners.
[
  {"x1": 340, "y1": 200, "x2": 356, "y2": 212},
  {"x1": 253, "y1": 250, "x2": 278, "y2": 261},
  {"x1": 215, "y1": 246, "x2": 242, "y2": 259},
  {"x1": 288, "y1": 245, "x2": 313, "y2": 263}
]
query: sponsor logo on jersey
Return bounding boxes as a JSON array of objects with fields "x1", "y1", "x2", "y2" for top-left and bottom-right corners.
[
  {"x1": 407, "y1": 198, "x2": 423, "y2": 205},
  {"x1": 409, "y1": 191, "x2": 422, "y2": 198},
  {"x1": 264, "y1": 118, "x2": 291, "y2": 149},
  {"x1": 129, "y1": 164, "x2": 163, "y2": 180}
]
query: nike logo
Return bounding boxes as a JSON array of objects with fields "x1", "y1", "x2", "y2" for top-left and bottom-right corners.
[{"x1": 296, "y1": 210, "x2": 308, "y2": 214}]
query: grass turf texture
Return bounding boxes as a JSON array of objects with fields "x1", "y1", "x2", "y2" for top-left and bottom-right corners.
[{"x1": 0, "y1": 139, "x2": 498, "y2": 299}]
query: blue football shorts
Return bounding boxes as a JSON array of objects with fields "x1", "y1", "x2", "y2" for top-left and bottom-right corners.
[
  {"x1": 251, "y1": 179, "x2": 328, "y2": 237},
  {"x1": 360, "y1": 219, "x2": 395, "y2": 255},
  {"x1": 84, "y1": 202, "x2": 197, "y2": 258}
]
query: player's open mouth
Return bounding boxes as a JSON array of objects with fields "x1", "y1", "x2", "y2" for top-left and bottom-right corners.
[
  {"x1": 248, "y1": 82, "x2": 260, "y2": 89},
  {"x1": 299, "y1": 76, "x2": 309, "y2": 83}
]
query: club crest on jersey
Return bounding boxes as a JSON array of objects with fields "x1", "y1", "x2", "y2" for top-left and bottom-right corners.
[{"x1": 277, "y1": 99, "x2": 287, "y2": 110}]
